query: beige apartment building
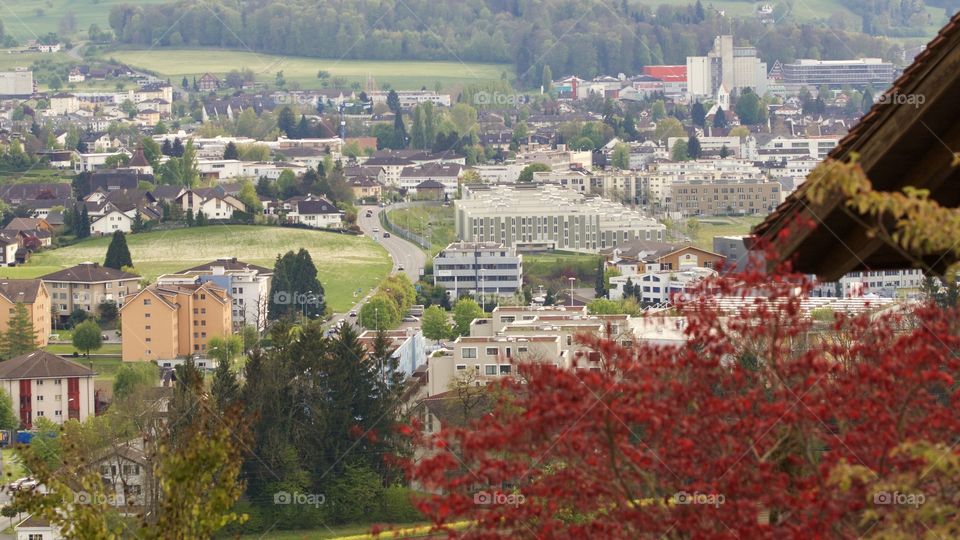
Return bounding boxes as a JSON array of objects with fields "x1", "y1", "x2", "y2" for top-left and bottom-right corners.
[
  {"x1": 0, "y1": 279, "x2": 50, "y2": 347},
  {"x1": 41, "y1": 262, "x2": 141, "y2": 324},
  {"x1": 669, "y1": 179, "x2": 782, "y2": 216},
  {"x1": 119, "y1": 281, "x2": 232, "y2": 362}
]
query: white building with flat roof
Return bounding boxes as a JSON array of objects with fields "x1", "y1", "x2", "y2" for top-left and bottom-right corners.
[
  {"x1": 433, "y1": 242, "x2": 522, "y2": 300},
  {"x1": 456, "y1": 184, "x2": 664, "y2": 252}
]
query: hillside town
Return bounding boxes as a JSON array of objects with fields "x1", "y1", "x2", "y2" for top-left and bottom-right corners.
[{"x1": 0, "y1": 2, "x2": 954, "y2": 537}]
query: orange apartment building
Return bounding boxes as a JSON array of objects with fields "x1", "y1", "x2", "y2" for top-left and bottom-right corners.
[
  {"x1": 119, "y1": 281, "x2": 232, "y2": 362},
  {"x1": 0, "y1": 279, "x2": 50, "y2": 347}
]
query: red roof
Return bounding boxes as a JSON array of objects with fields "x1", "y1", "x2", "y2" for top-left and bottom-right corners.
[{"x1": 643, "y1": 65, "x2": 687, "y2": 82}]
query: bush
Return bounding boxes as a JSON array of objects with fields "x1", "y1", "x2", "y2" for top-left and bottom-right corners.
[{"x1": 380, "y1": 486, "x2": 424, "y2": 523}]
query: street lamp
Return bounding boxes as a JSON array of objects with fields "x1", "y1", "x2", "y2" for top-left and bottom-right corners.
[{"x1": 568, "y1": 277, "x2": 576, "y2": 307}]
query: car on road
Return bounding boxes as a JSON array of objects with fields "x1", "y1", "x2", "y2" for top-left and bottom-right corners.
[
  {"x1": 372, "y1": 227, "x2": 380, "y2": 233},
  {"x1": 398, "y1": 264, "x2": 405, "y2": 271},
  {"x1": 8, "y1": 477, "x2": 38, "y2": 492},
  {"x1": 348, "y1": 311, "x2": 357, "y2": 318},
  {"x1": 383, "y1": 232, "x2": 391, "y2": 238},
  {"x1": 402, "y1": 316, "x2": 419, "y2": 322}
]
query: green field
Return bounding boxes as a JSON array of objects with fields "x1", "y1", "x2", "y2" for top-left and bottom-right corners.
[
  {"x1": 386, "y1": 206, "x2": 455, "y2": 256},
  {"x1": 0, "y1": 226, "x2": 391, "y2": 312},
  {"x1": 523, "y1": 251, "x2": 601, "y2": 293},
  {"x1": 107, "y1": 49, "x2": 511, "y2": 91},
  {"x1": 691, "y1": 216, "x2": 765, "y2": 251},
  {"x1": 0, "y1": 0, "x2": 166, "y2": 41}
]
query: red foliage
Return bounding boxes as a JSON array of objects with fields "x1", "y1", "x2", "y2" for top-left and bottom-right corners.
[{"x1": 404, "y1": 245, "x2": 960, "y2": 538}]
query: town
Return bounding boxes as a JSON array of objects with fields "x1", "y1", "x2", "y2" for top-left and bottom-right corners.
[{"x1": 0, "y1": 1, "x2": 954, "y2": 538}]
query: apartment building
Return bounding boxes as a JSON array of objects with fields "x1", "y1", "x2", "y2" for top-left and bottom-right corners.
[
  {"x1": 759, "y1": 136, "x2": 840, "y2": 160},
  {"x1": 428, "y1": 335, "x2": 564, "y2": 395},
  {"x1": 811, "y1": 269, "x2": 925, "y2": 298},
  {"x1": 0, "y1": 350, "x2": 96, "y2": 428},
  {"x1": 119, "y1": 281, "x2": 232, "y2": 362},
  {"x1": 41, "y1": 263, "x2": 140, "y2": 324},
  {"x1": 456, "y1": 184, "x2": 665, "y2": 252},
  {"x1": 0, "y1": 279, "x2": 50, "y2": 347},
  {"x1": 602, "y1": 240, "x2": 726, "y2": 275},
  {"x1": 687, "y1": 35, "x2": 767, "y2": 97},
  {"x1": 433, "y1": 242, "x2": 522, "y2": 299},
  {"x1": 158, "y1": 259, "x2": 273, "y2": 331},
  {"x1": 669, "y1": 179, "x2": 782, "y2": 216}
]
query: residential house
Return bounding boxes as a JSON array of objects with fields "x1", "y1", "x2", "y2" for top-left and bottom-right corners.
[
  {"x1": 0, "y1": 279, "x2": 49, "y2": 346},
  {"x1": 3, "y1": 218, "x2": 53, "y2": 248},
  {"x1": 41, "y1": 262, "x2": 140, "y2": 324},
  {"x1": 198, "y1": 73, "x2": 220, "y2": 92},
  {"x1": 0, "y1": 350, "x2": 95, "y2": 428},
  {"x1": 68, "y1": 67, "x2": 85, "y2": 83},
  {"x1": 399, "y1": 163, "x2": 463, "y2": 194},
  {"x1": 15, "y1": 516, "x2": 63, "y2": 540},
  {"x1": 91, "y1": 441, "x2": 152, "y2": 509},
  {"x1": 79, "y1": 132, "x2": 114, "y2": 153},
  {"x1": 284, "y1": 196, "x2": 344, "y2": 228},
  {"x1": 348, "y1": 177, "x2": 382, "y2": 201},
  {"x1": 49, "y1": 93, "x2": 79, "y2": 115},
  {"x1": 0, "y1": 232, "x2": 19, "y2": 266},
  {"x1": 362, "y1": 156, "x2": 414, "y2": 186},
  {"x1": 90, "y1": 210, "x2": 134, "y2": 235},
  {"x1": 119, "y1": 281, "x2": 232, "y2": 362},
  {"x1": 89, "y1": 169, "x2": 151, "y2": 192},
  {"x1": 412, "y1": 179, "x2": 445, "y2": 200},
  {"x1": 176, "y1": 188, "x2": 245, "y2": 220},
  {"x1": 601, "y1": 240, "x2": 725, "y2": 275},
  {"x1": 0, "y1": 183, "x2": 72, "y2": 205}
]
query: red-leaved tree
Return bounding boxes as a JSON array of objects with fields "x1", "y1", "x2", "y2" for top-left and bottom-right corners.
[{"x1": 404, "y1": 255, "x2": 960, "y2": 539}]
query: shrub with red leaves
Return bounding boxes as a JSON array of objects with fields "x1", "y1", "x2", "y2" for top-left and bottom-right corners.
[{"x1": 404, "y1": 262, "x2": 960, "y2": 539}]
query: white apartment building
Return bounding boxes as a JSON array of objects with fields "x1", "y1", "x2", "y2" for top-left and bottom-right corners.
[
  {"x1": 686, "y1": 35, "x2": 767, "y2": 98},
  {"x1": 433, "y1": 242, "x2": 523, "y2": 299},
  {"x1": 198, "y1": 159, "x2": 244, "y2": 181},
  {"x1": 0, "y1": 351, "x2": 96, "y2": 428},
  {"x1": 456, "y1": 184, "x2": 665, "y2": 253},
  {"x1": 759, "y1": 136, "x2": 840, "y2": 160},
  {"x1": 0, "y1": 70, "x2": 33, "y2": 96},
  {"x1": 812, "y1": 269, "x2": 925, "y2": 299},
  {"x1": 158, "y1": 258, "x2": 273, "y2": 330}
]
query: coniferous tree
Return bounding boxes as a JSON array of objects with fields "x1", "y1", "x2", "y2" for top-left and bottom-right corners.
[
  {"x1": 223, "y1": 141, "x2": 239, "y2": 160},
  {"x1": 76, "y1": 206, "x2": 90, "y2": 239},
  {"x1": 104, "y1": 230, "x2": 133, "y2": 270},
  {"x1": 268, "y1": 249, "x2": 325, "y2": 320},
  {"x1": 4, "y1": 303, "x2": 36, "y2": 358},
  {"x1": 595, "y1": 258, "x2": 607, "y2": 298}
]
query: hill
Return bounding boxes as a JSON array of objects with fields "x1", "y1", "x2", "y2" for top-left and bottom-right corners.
[
  {"x1": 100, "y1": 1, "x2": 938, "y2": 85},
  {"x1": 0, "y1": 226, "x2": 391, "y2": 312}
]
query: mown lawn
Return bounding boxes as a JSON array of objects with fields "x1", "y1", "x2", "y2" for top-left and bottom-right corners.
[
  {"x1": 691, "y1": 216, "x2": 765, "y2": 251},
  {"x1": 108, "y1": 49, "x2": 510, "y2": 91},
  {"x1": 385, "y1": 206, "x2": 455, "y2": 256},
  {"x1": 0, "y1": 226, "x2": 391, "y2": 312}
]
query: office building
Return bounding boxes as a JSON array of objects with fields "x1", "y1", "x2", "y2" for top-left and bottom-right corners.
[
  {"x1": 669, "y1": 179, "x2": 783, "y2": 216},
  {"x1": 781, "y1": 59, "x2": 895, "y2": 88},
  {"x1": 433, "y1": 242, "x2": 523, "y2": 299},
  {"x1": 687, "y1": 36, "x2": 767, "y2": 97},
  {"x1": 0, "y1": 70, "x2": 33, "y2": 97}
]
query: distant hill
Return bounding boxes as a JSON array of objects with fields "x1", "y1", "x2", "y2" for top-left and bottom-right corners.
[{"x1": 104, "y1": 0, "x2": 943, "y2": 85}]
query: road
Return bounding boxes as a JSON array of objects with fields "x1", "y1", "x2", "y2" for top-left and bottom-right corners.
[
  {"x1": 325, "y1": 205, "x2": 427, "y2": 331},
  {"x1": 357, "y1": 205, "x2": 426, "y2": 283}
]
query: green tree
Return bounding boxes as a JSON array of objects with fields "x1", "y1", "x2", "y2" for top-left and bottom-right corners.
[
  {"x1": 735, "y1": 90, "x2": 765, "y2": 125},
  {"x1": 112, "y1": 362, "x2": 158, "y2": 400},
  {"x1": 4, "y1": 303, "x2": 36, "y2": 358},
  {"x1": 223, "y1": 141, "x2": 239, "y2": 160},
  {"x1": 713, "y1": 107, "x2": 728, "y2": 129},
  {"x1": 671, "y1": 139, "x2": 690, "y2": 161},
  {"x1": 452, "y1": 298, "x2": 484, "y2": 337},
  {"x1": 594, "y1": 258, "x2": 607, "y2": 298},
  {"x1": 237, "y1": 179, "x2": 263, "y2": 214},
  {"x1": 654, "y1": 117, "x2": 685, "y2": 141},
  {"x1": 611, "y1": 142, "x2": 631, "y2": 170},
  {"x1": 421, "y1": 305, "x2": 451, "y2": 341},
  {"x1": 518, "y1": 162, "x2": 551, "y2": 183},
  {"x1": 541, "y1": 64, "x2": 553, "y2": 94},
  {"x1": 651, "y1": 100, "x2": 666, "y2": 121},
  {"x1": 0, "y1": 388, "x2": 18, "y2": 430},
  {"x1": 209, "y1": 335, "x2": 243, "y2": 410},
  {"x1": 691, "y1": 101, "x2": 706, "y2": 127},
  {"x1": 360, "y1": 294, "x2": 401, "y2": 331},
  {"x1": 103, "y1": 230, "x2": 132, "y2": 270},
  {"x1": 72, "y1": 319, "x2": 103, "y2": 356},
  {"x1": 687, "y1": 136, "x2": 702, "y2": 159},
  {"x1": 268, "y1": 249, "x2": 326, "y2": 319}
]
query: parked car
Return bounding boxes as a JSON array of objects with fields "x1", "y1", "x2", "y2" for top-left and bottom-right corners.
[
  {"x1": 398, "y1": 264, "x2": 405, "y2": 271},
  {"x1": 372, "y1": 227, "x2": 380, "y2": 233},
  {"x1": 402, "y1": 316, "x2": 419, "y2": 322},
  {"x1": 8, "y1": 477, "x2": 37, "y2": 491},
  {"x1": 383, "y1": 232, "x2": 391, "y2": 238},
  {"x1": 348, "y1": 311, "x2": 357, "y2": 318}
]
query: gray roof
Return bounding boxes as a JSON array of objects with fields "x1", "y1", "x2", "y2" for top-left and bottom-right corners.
[
  {"x1": 41, "y1": 262, "x2": 140, "y2": 283},
  {"x1": 0, "y1": 350, "x2": 95, "y2": 380}
]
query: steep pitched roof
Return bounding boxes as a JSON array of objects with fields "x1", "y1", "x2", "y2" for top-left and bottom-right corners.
[
  {"x1": 0, "y1": 350, "x2": 95, "y2": 380},
  {"x1": 296, "y1": 198, "x2": 341, "y2": 215},
  {"x1": 41, "y1": 262, "x2": 140, "y2": 283},
  {"x1": 753, "y1": 12, "x2": 960, "y2": 279}
]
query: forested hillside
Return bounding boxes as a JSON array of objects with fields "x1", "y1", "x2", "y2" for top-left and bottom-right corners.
[{"x1": 108, "y1": 0, "x2": 904, "y2": 86}]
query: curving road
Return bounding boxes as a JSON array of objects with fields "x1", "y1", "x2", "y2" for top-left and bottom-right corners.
[
  {"x1": 325, "y1": 205, "x2": 427, "y2": 331},
  {"x1": 357, "y1": 205, "x2": 427, "y2": 283}
]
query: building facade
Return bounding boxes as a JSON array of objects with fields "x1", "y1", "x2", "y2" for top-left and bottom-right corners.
[
  {"x1": 781, "y1": 58, "x2": 895, "y2": 88},
  {"x1": 0, "y1": 280, "x2": 50, "y2": 347},
  {"x1": 0, "y1": 351, "x2": 96, "y2": 428},
  {"x1": 433, "y1": 242, "x2": 523, "y2": 299},
  {"x1": 41, "y1": 263, "x2": 140, "y2": 325},
  {"x1": 159, "y1": 259, "x2": 273, "y2": 331}
]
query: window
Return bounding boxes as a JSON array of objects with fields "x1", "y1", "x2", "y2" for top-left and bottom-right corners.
[
  {"x1": 455, "y1": 364, "x2": 467, "y2": 371},
  {"x1": 36, "y1": 380, "x2": 43, "y2": 386},
  {"x1": 484, "y1": 365, "x2": 498, "y2": 376},
  {"x1": 37, "y1": 395, "x2": 44, "y2": 401},
  {"x1": 54, "y1": 379, "x2": 61, "y2": 384},
  {"x1": 499, "y1": 365, "x2": 512, "y2": 374},
  {"x1": 55, "y1": 394, "x2": 61, "y2": 401},
  {"x1": 143, "y1": 299, "x2": 151, "y2": 306},
  {"x1": 485, "y1": 347, "x2": 498, "y2": 356},
  {"x1": 123, "y1": 464, "x2": 140, "y2": 475},
  {"x1": 144, "y1": 313, "x2": 151, "y2": 318},
  {"x1": 100, "y1": 465, "x2": 110, "y2": 476},
  {"x1": 54, "y1": 410, "x2": 62, "y2": 416},
  {"x1": 36, "y1": 411, "x2": 44, "y2": 417},
  {"x1": 145, "y1": 337, "x2": 151, "y2": 343},
  {"x1": 145, "y1": 325, "x2": 151, "y2": 331},
  {"x1": 462, "y1": 347, "x2": 477, "y2": 359}
]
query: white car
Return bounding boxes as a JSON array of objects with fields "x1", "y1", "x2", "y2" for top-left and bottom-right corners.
[
  {"x1": 372, "y1": 227, "x2": 380, "y2": 233},
  {"x1": 8, "y1": 477, "x2": 38, "y2": 491}
]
